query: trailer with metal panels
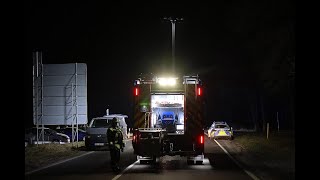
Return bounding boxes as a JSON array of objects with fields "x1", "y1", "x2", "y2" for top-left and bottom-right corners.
[{"x1": 33, "y1": 52, "x2": 87, "y2": 146}]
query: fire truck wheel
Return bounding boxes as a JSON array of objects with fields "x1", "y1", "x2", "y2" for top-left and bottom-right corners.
[
  {"x1": 140, "y1": 160, "x2": 147, "y2": 164},
  {"x1": 187, "y1": 160, "x2": 194, "y2": 165}
]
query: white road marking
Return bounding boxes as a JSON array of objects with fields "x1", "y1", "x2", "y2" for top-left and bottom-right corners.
[
  {"x1": 25, "y1": 151, "x2": 95, "y2": 175},
  {"x1": 111, "y1": 160, "x2": 139, "y2": 180},
  {"x1": 214, "y1": 139, "x2": 260, "y2": 180}
]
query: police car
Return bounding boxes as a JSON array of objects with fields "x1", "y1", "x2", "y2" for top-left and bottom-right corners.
[{"x1": 207, "y1": 121, "x2": 234, "y2": 140}]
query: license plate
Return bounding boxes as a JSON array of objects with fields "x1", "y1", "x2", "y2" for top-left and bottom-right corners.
[{"x1": 94, "y1": 143, "x2": 104, "y2": 146}]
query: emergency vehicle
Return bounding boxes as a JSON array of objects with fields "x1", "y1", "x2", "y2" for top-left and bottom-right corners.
[{"x1": 132, "y1": 73, "x2": 205, "y2": 165}]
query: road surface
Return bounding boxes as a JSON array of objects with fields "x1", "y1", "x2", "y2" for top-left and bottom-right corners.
[{"x1": 25, "y1": 136, "x2": 256, "y2": 180}]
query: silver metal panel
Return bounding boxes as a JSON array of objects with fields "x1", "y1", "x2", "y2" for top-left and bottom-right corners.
[
  {"x1": 41, "y1": 105, "x2": 87, "y2": 116},
  {"x1": 43, "y1": 75, "x2": 86, "y2": 86},
  {"x1": 43, "y1": 97, "x2": 87, "y2": 106},
  {"x1": 43, "y1": 63, "x2": 87, "y2": 75},
  {"x1": 33, "y1": 63, "x2": 87, "y2": 125},
  {"x1": 38, "y1": 115, "x2": 88, "y2": 125},
  {"x1": 43, "y1": 86, "x2": 87, "y2": 97}
]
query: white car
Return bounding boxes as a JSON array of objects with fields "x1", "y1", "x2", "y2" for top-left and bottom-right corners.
[
  {"x1": 207, "y1": 121, "x2": 233, "y2": 140},
  {"x1": 85, "y1": 114, "x2": 128, "y2": 149}
]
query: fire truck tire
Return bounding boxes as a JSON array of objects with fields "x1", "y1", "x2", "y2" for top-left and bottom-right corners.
[
  {"x1": 187, "y1": 160, "x2": 194, "y2": 165},
  {"x1": 139, "y1": 160, "x2": 147, "y2": 164},
  {"x1": 152, "y1": 156, "x2": 158, "y2": 164}
]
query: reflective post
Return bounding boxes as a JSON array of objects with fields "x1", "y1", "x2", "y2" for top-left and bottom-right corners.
[{"x1": 267, "y1": 123, "x2": 269, "y2": 139}]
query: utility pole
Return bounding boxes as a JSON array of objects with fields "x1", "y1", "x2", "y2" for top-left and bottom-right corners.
[{"x1": 162, "y1": 17, "x2": 183, "y2": 74}]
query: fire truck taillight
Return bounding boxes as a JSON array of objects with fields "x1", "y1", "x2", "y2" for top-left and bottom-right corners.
[
  {"x1": 197, "y1": 87, "x2": 202, "y2": 96},
  {"x1": 200, "y1": 135, "x2": 204, "y2": 144},
  {"x1": 134, "y1": 87, "x2": 139, "y2": 96}
]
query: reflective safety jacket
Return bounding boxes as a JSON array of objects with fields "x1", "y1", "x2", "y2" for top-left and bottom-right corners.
[{"x1": 107, "y1": 127, "x2": 124, "y2": 150}]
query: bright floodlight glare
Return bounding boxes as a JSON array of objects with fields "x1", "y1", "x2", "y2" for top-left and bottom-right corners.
[
  {"x1": 167, "y1": 78, "x2": 176, "y2": 85},
  {"x1": 158, "y1": 77, "x2": 177, "y2": 86},
  {"x1": 158, "y1": 78, "x2": 167, "y2": 85}
]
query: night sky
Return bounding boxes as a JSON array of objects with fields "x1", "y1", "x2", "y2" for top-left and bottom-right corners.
[{"x1": 24, "y1": 1, "x2": 295, "y2": 129}]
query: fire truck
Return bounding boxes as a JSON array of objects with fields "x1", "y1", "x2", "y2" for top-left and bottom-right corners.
[{"x1": 132, "y1": 73, "x2": 205, "y2": 164}]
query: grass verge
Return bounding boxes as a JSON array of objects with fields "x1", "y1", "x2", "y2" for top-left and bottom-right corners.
[
  {"x1": 233, "y1": 131, "x2": 295, "y2": 161},
  {"x1": 231, "y1": 131, "x2": 295, "y2": 179},
  {"x1": 25, "y1": 142, "x2": 86, "y2": 173}
]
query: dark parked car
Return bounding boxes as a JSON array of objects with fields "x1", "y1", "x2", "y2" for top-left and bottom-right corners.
[
  {"x1": 25, "y1": 127, "x2": 70, "y2": 146},
  {"x1": 55, "y1": 127, "x2": 86, "y2": 141}
]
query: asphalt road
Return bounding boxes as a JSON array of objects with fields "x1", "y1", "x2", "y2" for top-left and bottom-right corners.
[{"x1": 25, "y1": 136, "x2": 255, "y2": 180}]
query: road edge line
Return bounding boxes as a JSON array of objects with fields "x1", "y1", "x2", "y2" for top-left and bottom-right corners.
[
  {"x1": 214, "y1": 139, "x2": 260, "y2": 180},
  {"x1": 112, "y1": 160, "x2": 139, "y2": 180},
  {"x1": 25, "y1": 151, "x2": 95, "y2": 175}
]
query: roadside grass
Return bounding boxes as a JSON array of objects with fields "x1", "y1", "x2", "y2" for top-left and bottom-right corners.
[
  {"x1": 234, "y1": 131, "x2": 295, "y2": 162},
  {"x1": 25, "y1": 142, "x2": 86, "y2": 172},
  {"x1": 229, "y1": 130, "x2": 295, "y2": 179}
]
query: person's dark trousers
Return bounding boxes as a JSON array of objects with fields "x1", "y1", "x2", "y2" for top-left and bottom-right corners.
[{"x1": 110, "y1": 148, "x2": 120, "y2": 170}]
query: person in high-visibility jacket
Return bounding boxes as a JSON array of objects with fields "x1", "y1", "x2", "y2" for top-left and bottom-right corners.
[{"x1": 107, "y1": 117, "x2": 125, "y2": 172}]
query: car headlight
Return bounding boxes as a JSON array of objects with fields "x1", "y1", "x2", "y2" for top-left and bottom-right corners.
[{"x1": 86, "y1": 135, "x2": 91, "y2": 138}]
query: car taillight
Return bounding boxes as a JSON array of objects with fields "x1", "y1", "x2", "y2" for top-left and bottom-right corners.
[{"x1": 200, "y1": 135, "x2": 204, "y2": 144}]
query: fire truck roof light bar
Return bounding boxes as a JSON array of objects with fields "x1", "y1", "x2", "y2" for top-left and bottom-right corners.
[
  {"x1": 157, "y1": 77, "x2": 178, "y2": 86},
  {"x1": 134, "y1": 75, "x2": 202, "y2": 85}
]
